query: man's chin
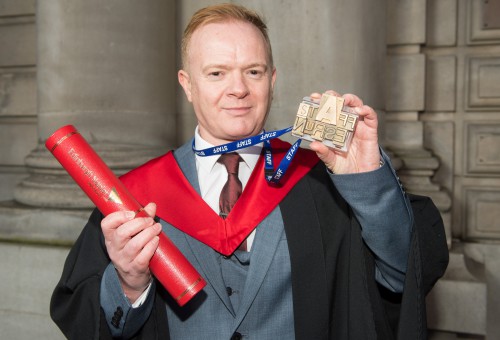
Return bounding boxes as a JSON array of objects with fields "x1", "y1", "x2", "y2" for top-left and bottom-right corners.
[
  {"x1": 220, "y1": 125, "x2": 259, "y2": 137},
  {"x1": 226, "y1": 130, "x2": 260, "y2": 142}
]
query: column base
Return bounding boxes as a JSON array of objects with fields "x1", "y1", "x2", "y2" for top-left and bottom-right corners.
[
  {"x1": 14, "y1": 142, "x2": 167, "y2": 208},
  {"x1": 0, "y1": 200, "x2": 90, "y2": 246}
]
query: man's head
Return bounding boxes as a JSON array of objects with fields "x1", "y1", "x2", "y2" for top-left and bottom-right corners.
[
  {"x1": 178, "y1": 3, "x2": 276, "y2": 145},
  {"x1": 181, "y1": 4, "x2": 273, "y2": 70}
]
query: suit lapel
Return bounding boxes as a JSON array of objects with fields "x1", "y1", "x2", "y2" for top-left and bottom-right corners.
[
  {"x1": 173, "y1": 141, "x2": 200, "y2": 194},
  {"x1": 279, "y1": 166, "x2": 331, "y2": 340},
  {"x1": 233, "y1": 207, "x2": 285, "y2": 326},
  {"x1": 173, "y1": 142, "x2": 235, "y2": 315}
]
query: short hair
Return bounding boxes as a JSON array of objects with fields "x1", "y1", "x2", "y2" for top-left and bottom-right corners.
[{"x1": 181, "y1": 3, "x2": 273, "y2": 69}]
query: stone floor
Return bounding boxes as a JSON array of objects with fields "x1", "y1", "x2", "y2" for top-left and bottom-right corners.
[{"x1": 429, "y1": 331, "x2": 484, "y2": 339}]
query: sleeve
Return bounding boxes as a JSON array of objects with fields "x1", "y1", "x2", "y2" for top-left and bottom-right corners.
[
  {"x1": 100, "y1": 263, "x2": 155, "y2": 338},
  {"x1": 363, "y1": 194, "x2": 449, "y2": 340},
  {"x1": 395, "y1": 194, "x2": 449, "y2": 340},
  {"x1": 49, "y1": 208, "x2": 156, "y2": 339},
  {"x1": 329, "y1": 149, "x2": 413, "y2": 292}
]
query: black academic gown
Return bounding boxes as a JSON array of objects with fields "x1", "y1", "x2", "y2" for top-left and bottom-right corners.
[{"x1": 50, "y1": 162, "x2": 448, "y2": 340}]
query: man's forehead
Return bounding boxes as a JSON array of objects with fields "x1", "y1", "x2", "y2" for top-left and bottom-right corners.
[
  {"x1": 190, "y1": 20, "x2": 263, "y2": 42},
  {"x1": 187, "y1": 21, "x2": 270, "y2": 65}
]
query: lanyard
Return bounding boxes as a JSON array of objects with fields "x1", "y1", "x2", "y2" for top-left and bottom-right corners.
[{"x1": 192, "y1": 127, "x2": 302, "y2": 185}]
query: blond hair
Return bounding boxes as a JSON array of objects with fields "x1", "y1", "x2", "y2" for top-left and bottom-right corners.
[{"x1": 181, "y1": 3, "x2": 273, "y2": 69}]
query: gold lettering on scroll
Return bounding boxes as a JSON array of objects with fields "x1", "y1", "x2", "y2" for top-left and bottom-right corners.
[
  {"x1": 68, "y1": 148, "x2": 108, "y2": 198},
  {"x1": 108, "y1": 187, "x2": 123, "y2": 205}
]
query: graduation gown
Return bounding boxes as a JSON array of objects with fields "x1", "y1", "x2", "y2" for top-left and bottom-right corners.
[{"x1": 50, "y1": 147, "x2": 449, "y2": 340}]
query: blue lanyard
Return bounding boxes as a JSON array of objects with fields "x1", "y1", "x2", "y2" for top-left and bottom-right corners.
[{"x1": 192, "y1": 127, "x2": 302, "y2": 185}]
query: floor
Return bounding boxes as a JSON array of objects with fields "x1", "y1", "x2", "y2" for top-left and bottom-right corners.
[{"x1": 428, "y1": 331, "x2": 484, "y2": 339}]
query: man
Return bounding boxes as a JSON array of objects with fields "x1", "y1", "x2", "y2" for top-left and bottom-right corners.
[{"x1": 50, "y1": 3, "x2": 448, "y2": 340}]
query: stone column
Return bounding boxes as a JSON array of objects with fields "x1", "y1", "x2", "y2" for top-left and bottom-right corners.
[
  {"x1": 265, "y1": 0, "x2": 388, "y2": 136},
  {"x1": 178, "y1": 0, "x2": 388, "y2": 143},
  {"x1": 385, "y1": 0, "x2": 452, "y2": 243},
  {"x1": 14, "y1": 0, "x2": 177, "y2": 208}
]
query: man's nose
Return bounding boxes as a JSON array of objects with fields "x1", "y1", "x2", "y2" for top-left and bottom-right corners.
[{"x1": 228, "y1": 73, "x2": 249, "y2": 98}]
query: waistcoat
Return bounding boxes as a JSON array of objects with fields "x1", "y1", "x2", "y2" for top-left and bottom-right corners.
[{"x1": 162, "y1": 207, "x2": 295, "y2": 340}]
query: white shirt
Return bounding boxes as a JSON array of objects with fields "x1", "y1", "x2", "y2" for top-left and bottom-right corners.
[{"x1": 194, "y1": 126, "x2": 262, "y2": 250}]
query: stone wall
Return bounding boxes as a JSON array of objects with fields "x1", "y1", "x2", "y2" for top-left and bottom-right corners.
[
  {"x1": 0, "y1": 0, "x2": 37, "y2": 201},
  {"x1": 385, "y1": 0, "x2": 500, "y2": 338},
  {"x1": 423, "y1": 1, "x2": 500, "y2": 338}
]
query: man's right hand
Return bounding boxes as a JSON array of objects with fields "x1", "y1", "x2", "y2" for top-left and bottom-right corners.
[{"x1": 101, "y1": 202, "x2": 161, "y2": 303}]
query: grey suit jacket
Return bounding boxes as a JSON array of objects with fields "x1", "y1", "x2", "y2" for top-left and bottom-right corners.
[{"x1": 100, "y1": 140, "x2": 415, "y2": 339}]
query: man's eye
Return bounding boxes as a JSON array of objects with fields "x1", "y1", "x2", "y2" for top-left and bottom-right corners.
[
  {"x1": 209, "y1": 71, "x2": 222, "y2": 77},
  {"x1": 248, "y1": 69, "x2": 263, "y2": 77}
]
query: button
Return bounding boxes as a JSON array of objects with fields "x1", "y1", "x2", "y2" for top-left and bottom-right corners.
[
  {"x1": 111, "y1": 306, "x2": 123, "y2": 328},
  {"x1": 231, "y1": 332, "x2": 242, "y2": 340},
  {"x1": 115, "y1": 306, "x2": 123, "y2": 317},
  {"x1": 226, "y1": 287, "x2": 233, "y2": 296}
]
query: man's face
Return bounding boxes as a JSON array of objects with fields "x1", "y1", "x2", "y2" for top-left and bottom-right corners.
[{"x1": 179, "y1": 20, "x2": 276, "y2": 145}]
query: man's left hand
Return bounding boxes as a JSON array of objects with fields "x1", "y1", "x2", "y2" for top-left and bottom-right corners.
[{"x1": 308, "y1": 90, "x2": 380, "y2": 174}]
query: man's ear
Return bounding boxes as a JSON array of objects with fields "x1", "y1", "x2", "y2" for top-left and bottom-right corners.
[
  {"x1": 270, "y1": 67, "x2": 277, "y2": 99},
  {"x1": 178, "y1": 70, "x2": 192, "y2": 102},
  {"x1": 271, "y1": 67, "x2": 277, "y2": 91}
]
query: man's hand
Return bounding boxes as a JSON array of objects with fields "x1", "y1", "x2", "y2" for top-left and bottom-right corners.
[
  {"x1": 101, "y1": 202, "x2": 161, "y2": 303},
  {"x1": 308, "y1": 90, "x2": 380, "y2": 174}
]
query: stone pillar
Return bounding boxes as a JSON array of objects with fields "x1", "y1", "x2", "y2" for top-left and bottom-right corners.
[
  {"x1": 261, "y1": 0, "x2": 388, "y2": 138},
  {"x1": 178, "y1": 0, "x2": 388, "y2": 143},
  {"x1": 385, "y1": 0, "x2": 452, "y2": 243},
  {"x1": 14, "y1": 0, "x2": 177, "y2": 208}
]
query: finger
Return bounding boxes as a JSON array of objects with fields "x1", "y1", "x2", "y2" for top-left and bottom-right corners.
[
  {"x1": 309, "y1": 140, "x2": 329, "y2": 154},
  {"x1": 116, "y1": 203, "x2": 157, "y2": 239},
  {"x1": 354, "y1": 105, "x2": 378, "y2": 128},
  {"x1": 309, "y1": 141, "x2": 336, "y2": 170},
  {"x1": 101, "y1": 210, "x2": 135, "y2": 234},
  {"x1": 324, "y1": 90, "x2": 341, "y2": 97},
  {"x1": 342, "y1": 93, "x2": 363, "y2": 107},
  {"x1": 110, "y1": 222, "x2": 161, "y2": 268},
  {"x1": 143, "y1": 202, "x2": 157, "y2": 218},
  {"x1": 134, "y1": 235, "x2": 160, "y2": 269},
  {"x1": 310, "y1": 90, "x2": 342, "y2": 101},
  {"x1": 122, "y1": 223, "x2": 162, "y2": 260},
  {"x1": 115, "y1": 215, "x2": 157, "y2": 242},
  {"x1": 309, "y1": 92, "x2": 322, "y2": 100}
]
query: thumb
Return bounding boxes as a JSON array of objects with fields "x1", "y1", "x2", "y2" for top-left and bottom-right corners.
[
  {"x1": 143, "y1": 202, "x2": 157, "y2": 218},
  {"x1": 309, "y1": 141, "x2": 336, "y2": 171}
]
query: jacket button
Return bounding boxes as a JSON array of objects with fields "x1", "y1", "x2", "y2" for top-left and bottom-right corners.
[
  {"x1": 226, "y1": 287, "x2": 233, "y2": 296},
  {"x1": 115, "y1": 306, "x2": 123, "y2": 317},
  {"x1": 231, "y1": 332, "x2": 242, "y2": 340},
  {"x1": 111, "y1": 306, "x2": 123, "y2": 328}
]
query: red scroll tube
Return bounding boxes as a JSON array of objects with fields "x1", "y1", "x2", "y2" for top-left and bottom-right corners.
[{"x1": 46, "y1": 125, "x2": 206, "y2": 306}]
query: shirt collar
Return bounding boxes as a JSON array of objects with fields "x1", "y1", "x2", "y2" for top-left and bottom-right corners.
[{"x1": 194, "y1": 126, "x2": 262, "y2": 172}]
